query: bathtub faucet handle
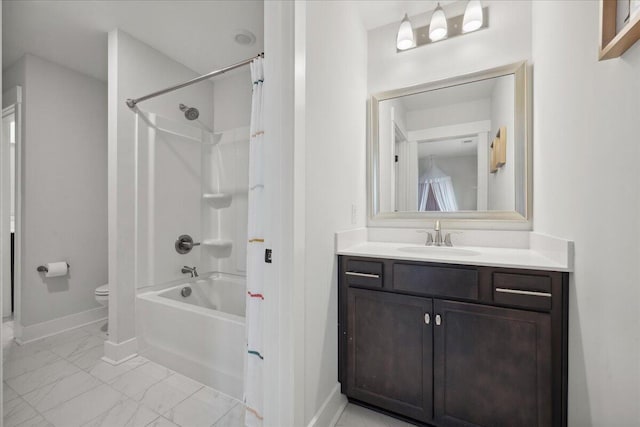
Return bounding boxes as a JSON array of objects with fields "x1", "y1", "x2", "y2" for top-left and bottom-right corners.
[
  {"x1": 181, "y1": 266, "x2": 198, "y2": 278},
  {"x1": 175, "y1": 234, "x2": 200, "y2": 254}
]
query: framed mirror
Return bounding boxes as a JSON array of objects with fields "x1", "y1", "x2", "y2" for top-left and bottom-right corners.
[{"x1": 369, "y1": 61, "x2": 531, "y2": 228}]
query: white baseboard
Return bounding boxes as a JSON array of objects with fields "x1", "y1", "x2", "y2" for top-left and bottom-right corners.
[
  {"x1": 15, "y1": 306, "x2": 107, "y2": 344},
  {"x1": 307, "y1": 384, "x2": 348, "y2": 427},
  {"x1": 103, "y1": 337, "x2": 138, "y2": 364}
]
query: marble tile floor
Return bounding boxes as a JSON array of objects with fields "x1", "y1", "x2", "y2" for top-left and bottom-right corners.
[
  {"x1": 335, "y1": 404, "x2": 417, "y2": 427},
  {"x1": 3, "y1": 320, "x2": 244, "y2": 427}
]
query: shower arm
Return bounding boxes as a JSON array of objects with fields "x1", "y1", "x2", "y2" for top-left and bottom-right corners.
[{"x1": 126, "y1": 52, "x2": 264, "y2": 109}]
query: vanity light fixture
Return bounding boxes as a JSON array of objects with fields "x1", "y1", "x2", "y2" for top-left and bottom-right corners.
[
  {"x1": 396, "y1": 13, "x2": 415, "y2": 50},
  {"x1": 429, "y1": 3, "x2": 448, "y2": 42},
  {"x1": 395, "y1": 3, "x2": 489, "y2": 53},
  {"x1": 463, "y1": 0, "x2": 484, "y2": 33}
]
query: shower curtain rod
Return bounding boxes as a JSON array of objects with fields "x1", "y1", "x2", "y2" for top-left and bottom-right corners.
[{"x1": 125, "y1": 52, "x2": 264, "y2": 109}]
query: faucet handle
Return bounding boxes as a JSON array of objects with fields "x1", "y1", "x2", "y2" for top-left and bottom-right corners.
[
  {"x1": 425, "y1": 233, "x2": 434, "y2": 246},
  {"x1": 417, "y1": 229, "x2": 435, "y2": 246},
  {"x1": 444, "y1": 233, "x2": 452, "y2": 247},
  {"x1": 444, "y1": 232, "x2": 463, "y2": 247}
]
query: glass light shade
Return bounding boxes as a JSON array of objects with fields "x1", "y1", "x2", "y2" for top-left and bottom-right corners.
[
  {"x1": 429, "y1": 3, "x2": 448, "y2": 42},
  {"x1": 396, "y1": 14, "x2": 415, "y2": 50},
  {"x1": 463, "y1": 0, "x2": 483, "y2": 33}
]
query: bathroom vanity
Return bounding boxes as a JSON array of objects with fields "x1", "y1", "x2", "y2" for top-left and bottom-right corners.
[
  {"x1": 337, "y1": 249, "x2": 569, "y2": 427},
  {"x1": 346, "y1": 59, "x2": 572, "y2": 425}
]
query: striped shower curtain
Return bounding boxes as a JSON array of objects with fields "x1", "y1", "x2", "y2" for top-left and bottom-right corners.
[{"x1": 245, "y1": 56, "x2": 264, "y2": 427}]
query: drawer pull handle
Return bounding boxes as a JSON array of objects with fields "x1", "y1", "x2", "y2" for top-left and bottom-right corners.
[
  {"x1": 495, "y1": 288, "x2": 552, "y2": 298},
  {"x1": 345, "y1": 272, "x2": 380, "y2": 279}
]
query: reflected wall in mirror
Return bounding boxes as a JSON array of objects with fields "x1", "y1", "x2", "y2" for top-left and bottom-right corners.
[{"x1": 372, "y1": 62, "x2": 529, "y2": 223}]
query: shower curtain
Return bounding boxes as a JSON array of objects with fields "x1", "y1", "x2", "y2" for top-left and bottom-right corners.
[{"x1": 245, "y1": 56, "x2": 264, "y2": 427}]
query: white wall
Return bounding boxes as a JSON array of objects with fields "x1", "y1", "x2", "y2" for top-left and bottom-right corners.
[
  {"x1": 302, "y1": 1, "x2": 368, "y2": 424},
  {"x1": 406, "y1": 98, "x2": 490, "y2": 131},
  {"x1": 108, "y1": 29, "x2": 214, "y2": 354},
  {"x1": 214, "y1": 70, "x2": 252, "y2": 132},
  {"x1": 487, "y1": 74, "x2": 515, "y2": 211},
  {"x1": 368, "y1": 1, "x2": 532, "y2": 94},
  {"x1": 532, "y1": 2, "x2": 640, "y2": 425},
  {"x1": 3, "y1": 54, "x2": 108, "y2": 330}
]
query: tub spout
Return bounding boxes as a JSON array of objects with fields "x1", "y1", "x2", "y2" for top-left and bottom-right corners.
[{"x1": 181, "y1": 266, "x2": 198, "y2": 278}]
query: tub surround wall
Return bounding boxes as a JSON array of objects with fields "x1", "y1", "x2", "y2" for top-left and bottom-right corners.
[
  {"x1": 532, "y1": 1, "x2": 640, "y2": 424},
  {"x1": 107, "y1": 29, "x2": 214, "y2": 362},
  {"x1": 135, "y1": 115, "x2": 203, "y2": 289},
  {"x1": 207, "y1": 70, "x2": 252, "y2": 277},
  {"x1": 3, "y1": 54, "x2": 108, "y2": 341}
]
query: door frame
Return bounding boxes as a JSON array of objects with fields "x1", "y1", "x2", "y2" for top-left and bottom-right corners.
[{"x1": 2, "y1": 86, "x2": 23, "y2": 334}]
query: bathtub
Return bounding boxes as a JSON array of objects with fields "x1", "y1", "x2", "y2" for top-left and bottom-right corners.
[{"x1": 136, "y1": 274, "x2": 245, "y2": 399}]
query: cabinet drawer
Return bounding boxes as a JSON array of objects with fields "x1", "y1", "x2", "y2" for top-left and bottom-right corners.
[
  {"x1": 492, "y1": 273, "x2": 552, "y2": 311},
  {"x1": 393, "y1": 263, "x2": 478, "y2": 300},
  {"x1": 344, "y1": 259, "x2": 383, "y2": 288}
]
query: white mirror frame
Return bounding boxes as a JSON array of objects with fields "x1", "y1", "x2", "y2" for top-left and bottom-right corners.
[{"x1": 368, "y1": 61, "x2": 532, "y2": 230}]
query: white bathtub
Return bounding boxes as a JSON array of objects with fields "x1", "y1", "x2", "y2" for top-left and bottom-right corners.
[{"x1": 136, "y1": 274, "x2": 245, "y2": 399}]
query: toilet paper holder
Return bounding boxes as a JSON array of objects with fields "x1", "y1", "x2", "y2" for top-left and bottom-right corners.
[{"x1": 37, "y1": 263, "x2": 70, "y2": 273}]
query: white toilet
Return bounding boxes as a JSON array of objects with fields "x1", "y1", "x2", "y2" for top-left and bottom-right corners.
[
  {"x1": 95, "y1": 284, "x2": 109, "y2": 333},
  {"x1": 95, "y1": 284, "x2": 109, "y2": 307}
]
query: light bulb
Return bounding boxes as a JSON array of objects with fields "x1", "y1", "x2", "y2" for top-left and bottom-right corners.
[
  {"x1": 429, "y1": 3, "x2": 448, "y2": 42},
  {"x1": 463, "y1": 0, "x2": 483, "y2": 33},
  {"x1": 396, "y1": 14, "x2": 415, "y2": 50}
]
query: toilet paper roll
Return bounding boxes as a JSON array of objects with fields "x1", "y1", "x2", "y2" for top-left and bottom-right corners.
[{"x1": 45, "y1": 262, "x2": 68, "y2": 278}]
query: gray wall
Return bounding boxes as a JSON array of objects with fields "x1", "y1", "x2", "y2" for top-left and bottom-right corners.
[{"x1": 4, "y1": 54, "x2": 108, "y2": 327}]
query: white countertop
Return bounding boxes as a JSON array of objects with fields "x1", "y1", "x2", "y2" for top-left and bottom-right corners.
[{"x1": 335, "y1": 229, "x2": 573, "y2": 272}]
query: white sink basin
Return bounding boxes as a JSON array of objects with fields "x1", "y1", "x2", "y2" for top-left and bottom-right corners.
[{"x1": 397, "y1": 246, "x2": 481, "y2": 257}]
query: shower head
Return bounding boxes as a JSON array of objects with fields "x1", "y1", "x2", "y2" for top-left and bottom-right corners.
[{"x1": 179, "y1": 103, "x2": 200, "y2": 121}]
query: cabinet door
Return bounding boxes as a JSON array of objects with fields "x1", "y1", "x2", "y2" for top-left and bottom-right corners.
[
  {"x1": 347, "y1": 288, "x2": 433, "y2": 423},
  {"x1": 433, "y1": 300, "x2": 552, "y2": 427}
]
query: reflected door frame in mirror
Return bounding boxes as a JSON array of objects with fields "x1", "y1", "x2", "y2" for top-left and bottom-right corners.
[{"x1": 368, "y1": 61, "x2": 532, "y2": 230}]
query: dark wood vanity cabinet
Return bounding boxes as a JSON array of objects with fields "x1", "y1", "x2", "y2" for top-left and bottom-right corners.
[
  {"x1": 433, "y1": 300, "x2": 552, "y2": 427},
  {"x1": 346, "y1": 289, "x2": 433, "y2": 422},
  {"x1": 338, "y1": 256, "x2": 569, "y2": 427}
]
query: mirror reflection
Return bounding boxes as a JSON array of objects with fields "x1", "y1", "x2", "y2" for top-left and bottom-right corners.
[{"x1": 379, "y1": 73, "x2": 520, "y2": 214}]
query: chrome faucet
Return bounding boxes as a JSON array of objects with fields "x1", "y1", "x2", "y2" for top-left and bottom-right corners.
[
  {"x1": 434, "y1": 220, "x2": 443, "y2": 246},
  {"x1": 423, "y1": 220, "x2": 453, "y2": 247},
  {"x1": 181, "y1": 266, "x2": 198, "y2": 278}
]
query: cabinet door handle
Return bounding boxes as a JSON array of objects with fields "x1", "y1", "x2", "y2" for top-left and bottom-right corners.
[
  {"x1": 424, "y1": 313, "x2": 430, "y2": 324},
  {"x1": 495, "y1": 287, "x2": 552, "y2": 298},
  {"x1": 435, "y1": 314, "x2": 442, "y2": 326},
  {"x1": 345, "y1": 271, "x2": 380, "y2": 279}
]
